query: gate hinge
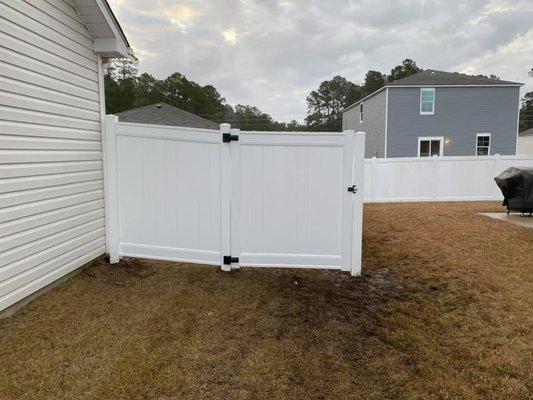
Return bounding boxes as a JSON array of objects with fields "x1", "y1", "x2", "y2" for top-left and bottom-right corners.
[
  {"x1": 222, "y1": 133, "x2": 239, "y2": 142},
  {"x1": 348, "y1": 185, "x2": 358, "y2": 193},
  {"x1": 223, "y1": 256, "x2": 239, "y2": 265}
]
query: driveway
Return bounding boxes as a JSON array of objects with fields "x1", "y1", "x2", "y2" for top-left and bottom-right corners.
[{"x1": 0, "y1": 202, "x2": 531, "y2": 400}]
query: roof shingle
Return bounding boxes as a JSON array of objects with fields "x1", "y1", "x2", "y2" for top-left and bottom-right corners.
[
  {"x1": 388, "y1": 70, "x2": 523, "y2": 86},
  {"x1": 116, "y1": 103, "x2": 219, "y2": 130}
]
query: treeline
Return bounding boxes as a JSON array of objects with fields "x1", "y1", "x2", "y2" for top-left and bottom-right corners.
[
  {"x1": 104, "y1": 57, "x2": 299, "y2": 131},
  {"x1": 104, "y1": 58, "x2": 532, "y2": 132},
  {"x1": 305, "y1": 59, "x2": 423, "y2": 131},
  {"x1": 104, "y1": 57, "x2": 423, "y2": 131}
]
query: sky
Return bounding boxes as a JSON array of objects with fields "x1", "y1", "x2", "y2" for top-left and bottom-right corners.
[{"x1": 109, "y1": 0, "x2": 533, "y2": 122}]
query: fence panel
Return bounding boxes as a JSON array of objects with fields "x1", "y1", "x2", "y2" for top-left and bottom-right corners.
[
  {"x1": 105, "y1": 116, "x2": 224, "y2": 265},
  {"x1": 105, "y1": 117, "x2": 366, "y2": 275},
  {"x1": 364, "y1": 155, "x2": 533, "y2": 203},
  {"x1": 231, "y1": 131, "x2": 364, "y2": 275}
]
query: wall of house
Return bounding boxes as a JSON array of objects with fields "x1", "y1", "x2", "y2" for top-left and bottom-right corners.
[
  {"x1": 343, "y1": 90, "x2": 387, "y2": 158},
  {"x1": 386, "y1": 86, "x2": 520, "y2": 157},
  {"x1": 0, "y1": 0, "x2": 106, "y2": 312}
]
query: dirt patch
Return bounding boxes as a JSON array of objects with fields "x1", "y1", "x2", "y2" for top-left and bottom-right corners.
[{"x1": 0, "y1": 202, "x2": 531, "y2": 400}]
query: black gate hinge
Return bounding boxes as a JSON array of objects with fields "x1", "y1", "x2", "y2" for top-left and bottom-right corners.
[
  {"x1": 222, "y1": 133, "x2": 239, "y2": 142},
  {"x1": 348, "y1": 185, "x2": 358, "y2": 193},
  {"x1": 223, "y1": 256, "x2": 239, "y2": 265}
]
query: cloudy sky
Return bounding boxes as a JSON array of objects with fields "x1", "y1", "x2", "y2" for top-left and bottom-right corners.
[{"x1": 109, "y1": 0, "x2": 533, "y2": 122}]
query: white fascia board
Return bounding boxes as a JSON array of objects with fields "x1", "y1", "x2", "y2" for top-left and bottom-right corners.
[
  {"x1": 94, "y1": 0, "x2": 130, "y2": 55},
  {"x1": 94, "y1": 38, "x2": 130, "y2": 58},
  {"x1": 388, "y1": 84, "x2": 524, "y2": 87},
  {"x1": 74, "y1": 0, "x2": 131, "y2": 58},
  {"x1": 343, "y1": 86, "x2": 387, "y2": 113}
]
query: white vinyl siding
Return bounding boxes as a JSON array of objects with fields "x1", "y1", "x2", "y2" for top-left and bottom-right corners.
[{"x1": 0, "y1": 0, "x2": 105, "y2": 312}]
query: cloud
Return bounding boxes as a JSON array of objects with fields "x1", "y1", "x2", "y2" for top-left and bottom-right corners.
[
  {"x1": 109, "y1": 0, "x2": 533, "y2": 122},
  {"x1": 222, "y1": 28, "x2": 239, "y2": 44}
]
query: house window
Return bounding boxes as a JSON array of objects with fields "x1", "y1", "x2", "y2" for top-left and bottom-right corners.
[
  {"x1": 418, "y1": 136, "x2": 443, "y2": 157},
  {"x1": 476, "y1": 133, "x2": 491, "y2": 156},
  {"x1": 420, "y1": 88, "x2": 435, "y2": 115},
  {"x1": 359, "y1": 103, "x2": 363, "y2": 123}
]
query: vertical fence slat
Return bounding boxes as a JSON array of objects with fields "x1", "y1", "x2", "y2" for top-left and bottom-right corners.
[
  {"x1": 351, "y1": 131, "x2": 366, "y2": 276},
  {"x1": 341, "y1": 130, "x2": 355, "y2": 272},
  {"x1": 229, "y1": 128, "x2": 241, "y2": 270},
  {"x1": 104, "y1": 115, "x2": 120, "y2": 263},
  {"x1": 219, "y1": 123, "x2": 232, "y2": 271},
  {"x1": 371, "y1": 156, "x2": 377, "y2": 202}
]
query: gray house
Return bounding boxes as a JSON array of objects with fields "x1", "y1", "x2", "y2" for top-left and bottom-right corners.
[
  {"x1": 343, "y1": 70, "x2": 523, "y2": 158},
  {"x1": 117, "y1": 103, "x2": 219, "y2": 129}
]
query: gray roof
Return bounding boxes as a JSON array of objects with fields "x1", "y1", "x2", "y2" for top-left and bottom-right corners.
[
  {"x1": 117, "y1": 103, "x2": 219, "y2": 130},
  {"x1": 388, "y1": 70, "x2": 523, "y2": 86},
  {"x1": 344, "y1": 69, "x2": 523, "y2": 112},
  {"x1": 519, "y1": 128, "x2": 533, "y2": 136}
]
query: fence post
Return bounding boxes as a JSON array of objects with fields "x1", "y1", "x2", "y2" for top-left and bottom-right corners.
[
  {"x1": 351, "y1": 131, "x2": 366, "y2": 276},
  {"x1": 219, "y1": 123, "x2": 232, "y2": 271},
  {"x1": 371, "y1": 156, "x2": 377, "y2": 202},
  {"x1": 104, "y1": 115, "x2": 120, "y2": 263},
  {"x1": 341, "y1": 130, "x2": 355, "y2": 272},
  {"x1": 432, "y1": 155, "x2": 439, "y2": 200},
  {"x1": 493, "y1": 154, "x2": 501, "y2": 200},
  {"x1": 230, "y1": 128, "x2": 241, "y2": 270}
]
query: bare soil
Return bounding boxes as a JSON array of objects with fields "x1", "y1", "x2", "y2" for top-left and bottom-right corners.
[{"x1": 0, "y1": 202, "x2": 531, "y2": 400}]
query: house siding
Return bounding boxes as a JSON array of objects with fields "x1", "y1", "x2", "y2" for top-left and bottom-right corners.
[
  {"x1": 343, "y1": 90, "x2": 387, "y2": 158},
  {"x1": 0, "y1": 0, "x2": 106, "y2": 312},
  {"x1": 387, "y1": 86, "x2": 519, "y2": 157}
]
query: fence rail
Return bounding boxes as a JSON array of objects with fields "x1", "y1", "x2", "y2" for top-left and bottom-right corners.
[{"x1": 364, "y1": 155, "x2": 533, "y2": 203}]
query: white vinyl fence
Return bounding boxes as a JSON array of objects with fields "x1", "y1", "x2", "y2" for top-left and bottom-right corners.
[
  {"x1": 364, "y1": 155, "x2": 533, "y2": 203},
  {"x1": 104, "y1": 116, "x2": 366, "y2": 275}
]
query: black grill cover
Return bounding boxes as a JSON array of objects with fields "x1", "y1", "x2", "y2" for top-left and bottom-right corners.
[{"x1": 494, "y1": 167, "x2": 533, "y2": 213}]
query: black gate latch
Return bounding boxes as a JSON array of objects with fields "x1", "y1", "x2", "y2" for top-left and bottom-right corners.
[
  {"x1": 222, "y1": 133, "x2": 239, "y2": 142},
  {"x1": 348, "y1": 185, "x2": 357, "y2": 193}
]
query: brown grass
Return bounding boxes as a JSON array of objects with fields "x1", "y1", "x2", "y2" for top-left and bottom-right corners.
[{"x1": 0, "y1": 202, "x2": 532, "y2": 400}]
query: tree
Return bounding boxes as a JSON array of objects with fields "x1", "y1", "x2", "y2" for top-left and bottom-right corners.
[
  {"x1": 105, "y1": 55, "x2": 138, "y2": 81},
  {"x1": 362, "y1": 70, "x2": 386, "y2": 96},
  {"x1": 305, "y1": 76, "x2": 362, "y2": 131},
  {"x1": 230, "y1": 105, "x2": 282, "y2": 131},
  {"x1": 476, "y1": 74, "x2": 501, "y2": 80},
  {"x1": 387, "y1": 59, "x2": 422, "y2": 82},
  {"x1": 103, "y1": 55, "x2": 139, "y2": 114},
  {"x1": 199, "y1": 85, "x2": 228, "y2": 123},
  {"x1": 519, "y1": 91, "x2": 533, "y2": 132}
]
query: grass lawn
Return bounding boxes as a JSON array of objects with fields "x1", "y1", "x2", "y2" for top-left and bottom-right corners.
[{"x1": 0, "y1": 202, "x2": 532, "y2": 399}]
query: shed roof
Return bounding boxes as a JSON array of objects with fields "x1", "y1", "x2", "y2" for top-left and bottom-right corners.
[{"x1": 117, "y1": 103, "x2": 219, "y2": 130}]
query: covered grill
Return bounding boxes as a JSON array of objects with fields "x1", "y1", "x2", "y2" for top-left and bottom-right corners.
[{"x1": 494, "y1": 167, "x2": 533, "y2": 215}]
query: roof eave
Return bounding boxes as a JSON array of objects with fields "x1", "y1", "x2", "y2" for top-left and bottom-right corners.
[
  {"x1": 343, "y1": 86, "x2": 387, "y2": 113},
  {"x1": 74, "y1": 0, "x2": 131, "y2": 58},
  {"x1": 388, "y1": 83, "x2": 524, "y2": 87}
]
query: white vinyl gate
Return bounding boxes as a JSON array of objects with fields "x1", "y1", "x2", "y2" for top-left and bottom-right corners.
[{"x1": 104, "y1": 116, "x2": 365, "y2": 275}]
